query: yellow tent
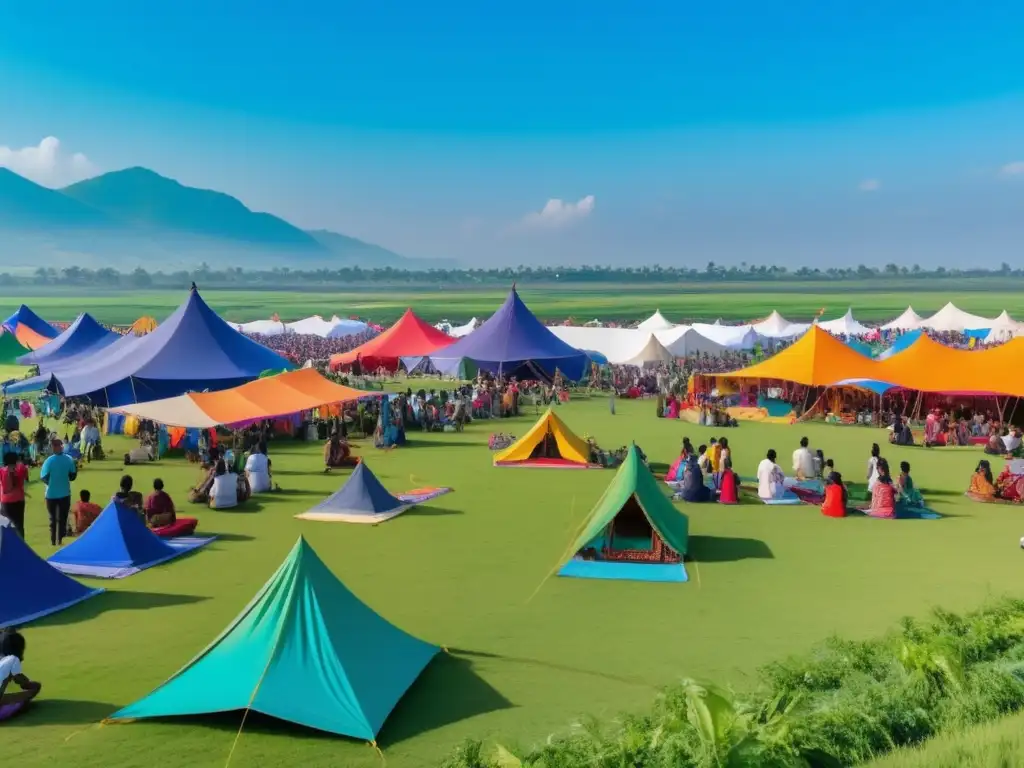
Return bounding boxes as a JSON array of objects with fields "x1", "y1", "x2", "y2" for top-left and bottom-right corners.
[
  {"x1": 131, "y1": 316, "x2": 158, "y2": 335},
  {"x1": 493, "y1": 408, "x2": 593, "y2": 468},
  {"x1": 712, "y1": 326, "x2": 877, "y2": 386}
]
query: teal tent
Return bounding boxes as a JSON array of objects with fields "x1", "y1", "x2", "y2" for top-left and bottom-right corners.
[{"x1": 108, "y1": 536, "x2": 440, "y2": 740}]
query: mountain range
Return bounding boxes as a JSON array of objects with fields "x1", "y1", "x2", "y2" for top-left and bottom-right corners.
[{"x1": 0, "y1": 167, "x2": 452, "y2": 271}]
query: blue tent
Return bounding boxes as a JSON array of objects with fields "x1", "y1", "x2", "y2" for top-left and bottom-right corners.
[
  {"x1": 48, "y1": 500, "x2": 214, "y2": 579},
  {"x1": 425, "y1": 288, "x2": 588, "y2": 380},
  {"x1": 877, "y1": 329, "x2": 922, "y2": 360},
  {"x1": 17, "y1": 313, "x2": 118, "y2": 368},
  {"x1": 296, "y1": 462, "x2": 410, "y2": 523},
  {"x1": 109, "y1": 536, "x2": 440, "y2": 740},
  {"x1": 0, "y1": 525, "x2": 103, "y2": 627},
  {"x1": 7, "y1": 288, "x2": 292, "y2": 406},
  {"x1": 2, "y1": 304, "x2": 57, "y2": 340}
]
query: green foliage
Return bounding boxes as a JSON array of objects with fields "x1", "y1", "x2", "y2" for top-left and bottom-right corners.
[{"x1": 447, "y1": 599, "x2": 1024, "y2": 767}]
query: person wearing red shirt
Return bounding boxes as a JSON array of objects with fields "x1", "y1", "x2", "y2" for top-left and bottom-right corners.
[{"x1": 0, "y1": 453, "x2": 29, "y2": 538}]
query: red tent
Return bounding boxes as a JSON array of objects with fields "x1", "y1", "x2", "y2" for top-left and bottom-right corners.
[{"x1": 329, "y1": 309, "x2": 454, "y2": 372}]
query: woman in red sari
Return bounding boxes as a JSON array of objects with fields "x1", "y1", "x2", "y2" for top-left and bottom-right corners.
[
  {"x1": 867, "y1": 458, "x2": 896, "y2": 518},
  {"x1": 821, "y1": 472, "x2": 848, "y2": 517}
]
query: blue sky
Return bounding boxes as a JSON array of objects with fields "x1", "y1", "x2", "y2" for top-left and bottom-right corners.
[{"x1": 2, "y1": 1, "x2": 1024, "y2": 266}]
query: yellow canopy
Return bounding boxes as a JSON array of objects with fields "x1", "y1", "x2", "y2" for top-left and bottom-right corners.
[
  {"x1": 130, "y1": 316, "x2": 158, "y2": 335},
  {"x1": 493, "y1": 408, "x2": 591, "y2": 467}
]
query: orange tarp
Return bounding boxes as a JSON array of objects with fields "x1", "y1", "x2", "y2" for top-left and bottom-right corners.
[
  {"x1": 713, "y1": 327, "x2": 878, "y2": 386},
  {"x1": 871, "y1": 334, "x2": 987, "y2": 394},
  {"x1": 111, "y1": 369, "x2": 374, "y2": 428},
  {"x1": 330, "y1": 309, "x2": 454, "y2": 372},
  {"x1": 131, "y1": 316, "x2": 158, "y2": 335},
  {"x1": 14, "y1": 324, "x2": 54, "y2": 351}
]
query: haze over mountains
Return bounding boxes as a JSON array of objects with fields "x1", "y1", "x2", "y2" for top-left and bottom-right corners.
[{"x1": 0, "y1": 167, "x2": 452, "y2": 271}]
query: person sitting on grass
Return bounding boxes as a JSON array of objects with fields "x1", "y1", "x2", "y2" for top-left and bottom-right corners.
[
  {"x1": 867, "y1": 458, "x2": 896, "y2": 518},
  {"x1": 244, "y1": 442, "x2": 273, "y2": 493},
  {"x1": 756, "y1": 449, "x2": 786, "y2": 500},
  {"x1": 113, "y1": 475, "x2": 144, "y2": 516},
  {"x1": 144, "y1": 479, "x2": 176, "y2": 529},
  {"x1": 821, "y1": 471, "x2": 848, "y2": 518},
  {"x1": 323, "y1": 431, "x2": 353, "y2": 472},
  {"x1": 867, "y1": 443, "x2": 882, "y2": 492},
  {"x1": 0, "y1": 629, "x2": 42, "y2": 712},
  {"x1": 896, "y1": 461, "x2": 924, "y2": 508},
  {"x1": 966, "y1": 459, "x2": 997, "y2": 502},
  {"x1": 72, "y1": 490, "x2": 102, "y2": 535},
  {"x1": 680, "y1": 455, "x2": 711, "y2": 503}
]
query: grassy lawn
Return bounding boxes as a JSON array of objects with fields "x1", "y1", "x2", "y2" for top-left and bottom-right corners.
[
  {"x1": 0, "y1": 395, "x2": 1021, "y2": 767},
  {"x1": 867, "y1": 710, "x2": 1024, "y2": 767},
  {"x1": 4, "y1": 284, "x2": 1024, "y2": 325}
]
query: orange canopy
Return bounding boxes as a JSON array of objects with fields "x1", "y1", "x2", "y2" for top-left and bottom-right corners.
[
  {"x1": 330, "y1": 308, "x2": 453, "y2": 372},
  {"x1": 110, "y1": 369, "x2": 375, "y2": 427},
  {"x1": 871, "y1": 334, "x2": 986, "y2": 393},
  {"x1": 130, "y1": 316, "x2": 158, "y2": 335},
  {"x1": 714, "y1": 326, "x2": 877, "y2": 386},
  {"x1": 14, "y1": 324, "x2": 54, "y2": 351}
]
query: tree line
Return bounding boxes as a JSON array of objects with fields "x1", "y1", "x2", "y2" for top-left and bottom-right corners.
[{"x1": 8, "y1": 261, "x2": 1023, "y2": 289}]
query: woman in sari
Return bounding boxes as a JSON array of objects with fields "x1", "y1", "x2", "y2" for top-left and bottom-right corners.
[
  {"x1": 680, "y1": 456, "x2": 711, "y2": 503},
  {"x1": 995, "y1": 464, "x2": 1024, "y2": 503},
  {"x1": 966, "y1": 459, "x2": 997, "y2": 502},
  {"x1": 867, "y1": 458, "x2": 896, "y2": 518},
  {"x1": 821, "y1": 471, "x2": 848, "y2": 517},
  {"x1": 896, "y1": 461, "x2": 924, "y2": 507},
  {"x1": 324, "y1": 432, "x2": 353, "y2": 471}
]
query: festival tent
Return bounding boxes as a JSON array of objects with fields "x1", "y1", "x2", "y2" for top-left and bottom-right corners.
[
  {"x1": 2, "y1": 305, "x2": 57, "y2": 350},
  {"x1": 285, "y1": 315, "x2": 338, "y2": 337},
  {"x1": 0, "y1": 332, "x2": 26, "y2": 366},
  {"x1": 871, "y1": 333, "x2": 991, "y2": 394},
  {"x1": 130, "y1": 316, "x2": 158, "y2": 335},
  {"x1": 330, "y1": 309, "x2": 453, "y2": 372},
  {"x1": 654, "y1": 326, "x2": 730, "y2": 357},
  {"x1": 752, "y1": 311, "x2": 808, "y2": 339},
  {"x1": 236, "y1": 319, "x2": 289, "y2": 336},
  {"x1": 8, "y1": 288, "x2": 293, "y2": 407},
  {"x1": 424, "y1": 288, "x2": 589, "y2": 380},
  {"x1": 110, "y1": 369, "x2": 373, "y2": 428},
  {"x1": 448, "y1": 318, "x2": 479, "y2": 337},
  {"x1": 984, "y1": 311, "x2": 1024, "y2": 344},
  {"x1": 920, "y1": 302, "x2": 993, "y2": 333},
  {"x1": 711, "y1": 326, "x2": 878, "y2": 387},
  {"x1": 559, "y1": 444, "x2": 689, "y2": 583},
  {"x1": 876, "y1": 329, "x2": 923, "y2": 360},
  {"x1": 619, "y1": 333, "x2": 675, "y2": 367},
  {"x1": 108, "y1": 536, "x2": 440, "y2": 740},
  {"x1": 0, "y1": 525, "x2": 104, "y2": 627},
  {"x1": 48, "y1": 500, "x2": 215, "y2": 579},
  {"x1": 16, "y1": 313, "x2": 118, "y2": 368},
  {"x1": 690, "y1": 323, "x2": 759, "y2": 350},
  {"x1": 326, "y1": 317, "x2": 370, "y2": 339},
  {"x1": 882, "y1": 307, "x2": 925, "y2": 331},
  {"x1": 548, "y1": 326, "x2": 654, "y2": 364},
  {"x1": 637, "y1": 310, "x2": 675, "y2": 332},
  {"x1": 817, "y1": 308, "x2": 873, "y2": 336},
  {"x1": 493, "y1": 407, "x2": 594, "y2": 468}
]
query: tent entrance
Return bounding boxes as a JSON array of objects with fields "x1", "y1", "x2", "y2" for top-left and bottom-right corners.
[
  {"x1": 529, "y1": 428, "x2": 564, "y2": 460},
  {"x1": 581, "y1": 495, "x2": 682, "y2": 565}
]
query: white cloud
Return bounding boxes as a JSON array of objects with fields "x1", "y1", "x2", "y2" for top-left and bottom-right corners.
[
  {"x1": 858, "y1": 179, "x2": 880, "y2": 192},
  {"x1": 0, "y1": 137, "x2": 98, "y2": 187},
  {"x1": 999, "y1": 161, "x2": 1024, "y2": 177},
  {"x1": 521, "y1": 195, "x2": 595, "y2": 229}
]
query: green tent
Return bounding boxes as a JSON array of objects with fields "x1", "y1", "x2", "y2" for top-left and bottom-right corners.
[
  {"x1": 559, "y1": 444, "x2": 689, "y2": 582},
  {"x1": 0, "y1": 330, "x2": 27, "y2": 366},
  {"x1": 108, "y1": 536, "x2": 440, "y2": 740}
]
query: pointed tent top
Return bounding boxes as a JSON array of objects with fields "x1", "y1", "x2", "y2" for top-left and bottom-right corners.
[
  {"x1": 296, "y1": 462, "x2": 410, "y2": 523},
  {"x1": 621, "y1": 333, "x2": 675, "y2": 367},
  {"x1": 329, "y1": 308, "x2": 454, "y2": 371},
  {"x1": 2, "y1": 304, "x2": 58, "y2": 341},
  {"x1": 637, "y1": 310, "x2": 675, "y2": 332},
  {"x1": 109, "y1": 535, "x2": 440, "y2": 740},
  {"x1": 881, "y1": 306, "x2": 925, "y2": 330},
  {"x1": 17, "y1": 312, "x2": 118, "y2": 367},
  {"x1": 922, "y1": 302, "x2": 993, "y2": 332},
  {"x1": 716, "y1": 326, "x2": 877, "y2": 386},
  {"x1": 48, "y1": 500, "x2": 177, "y2": 570},
  {"x1": 752, "y1": 310, "x2": 808, "y2": 339}
]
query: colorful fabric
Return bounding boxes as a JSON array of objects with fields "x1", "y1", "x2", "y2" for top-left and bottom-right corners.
[
  {"x1": 821, "y1": 484, "x2": 848, "y2": 517},
  {"x1": 868, "y1": 481, "x2": 897, "y2": 518}
]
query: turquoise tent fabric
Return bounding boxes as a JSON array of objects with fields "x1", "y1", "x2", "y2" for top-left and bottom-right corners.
[{"x1": 109, "y1": 536, "x2": 440, "y2": 740}]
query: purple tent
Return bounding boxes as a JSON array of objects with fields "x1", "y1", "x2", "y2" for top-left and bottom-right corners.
[
  {"x1": 424, "y1": 288, "x2": 588, "y2": 380},
  {"x1": 9, "y1": 288, "x2": 292, "y2": 406},
  {"x1": 17, "y1": 313, "x2": 118, "y2": 368}
]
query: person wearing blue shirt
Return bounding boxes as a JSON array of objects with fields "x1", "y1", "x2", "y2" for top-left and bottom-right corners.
[{"x1": 40, "y1": 439, "x2": 77, "y2": 546}]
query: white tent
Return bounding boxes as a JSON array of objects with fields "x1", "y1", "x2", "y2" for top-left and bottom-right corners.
[
  {"x1": 285, "y1": 316, "x2": 339, "y2": 337},
  {"x1": 690, "y1": 322, "x2": 759, "y2": 350},
  {"x1": 752, "y1": 311, "x2": 808, "y2": 339},
  {"x1": 235, "y1": 319, "x2": 289, "y2": 336},
  {"x1": 637, "y1": 310, "x2": 675, "y2": 332},
  {"x1": 654, "y1": 326, "x2": 730, "y2": 356},
  {"x1": 921, "y1": 302, "x2": 993, "y2": 332},
  {"x1": 548, "y1": 327, "x2": 647, "y2": 363},
  {"x1": 326, "y1": 318, "x2": 370, "y2": 339},
  {"x1": 882, "y1": 307, "x2": 924, "y2": 331},
  {"x1": 620, "y1": 333, "x2": 675, "y2": 367},
  {"x1": 448, "y1": 318, "x2": 479, "y2": 338},
  {"x1": 817, "y1": 308, "x2": 872, "y2": 336},
  {"x1": 984, "y1": 311, "x2": 1024, "y2": 343}
]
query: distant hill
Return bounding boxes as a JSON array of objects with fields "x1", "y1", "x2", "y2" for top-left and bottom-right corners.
[{"x1": 0, "y1": 167, "x2": 453, "y2": 270}]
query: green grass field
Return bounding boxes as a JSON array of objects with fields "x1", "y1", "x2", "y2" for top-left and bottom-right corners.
[
  {"x1": 867, "y1": 710, "x2": 1024, "y2": 767},
  {"x1": 1, "y1": 396, "x2": 1021, "y2": 767},
  {"x1": 4, "y1": 283, "x2": 1024, "y2": 325}
]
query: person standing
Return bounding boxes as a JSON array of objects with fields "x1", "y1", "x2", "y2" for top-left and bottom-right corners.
[
  {"x1": 40, "y1": 439, "x2": 76, "y2": 546},
  {"x1": 0, "y1": 452, "x2": 29, "y2": 538}
]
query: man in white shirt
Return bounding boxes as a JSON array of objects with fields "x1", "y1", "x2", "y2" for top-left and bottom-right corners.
[
  {"x1": 757, "y1": 449, "x2": 785, "y2": 499},
  {"x1": 792, "y1": 436, "x2": 815, "y2": 480},
  {"x1": 1003, "y1": 428, "x2": 1022, "y2": 454},
  {"x1": 244, "y1": 443, "x2": 272, "y2": 494}
]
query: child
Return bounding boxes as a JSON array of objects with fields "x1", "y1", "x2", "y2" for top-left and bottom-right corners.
[
  {"x1": 814, "y1": 450, "x2": 825, "y2": 479},
  {"x1": 72, "y1": 490, "x2": 102, "y2": 535},
  {"x1": 696, "y1": 444, "x2": 709, "y2": 472},
  {"x1": 0, "y1": 629, "x2": 42, "y2": 711},
  {"x1": 708, "y1": 438, "x2": 721, "y2": 474}
]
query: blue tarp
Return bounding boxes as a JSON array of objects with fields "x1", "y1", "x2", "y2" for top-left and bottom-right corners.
[
  {"x1": 48, "y1": 500, "x2": 214, "y2": 579},
  {"x1": 297, "y1": 462, "x2": 408, "y2": 522},
  {"x1": 0, "y1": 525, "x2": 103, "y2": 627},
  {"x1": 8, "y1": 289, "x2": 292, "y2": 406},
  {"x1": 17, "y1": 313, "x2": 118, "y2": 368},
  {"x1": 425, "y1": 288, "x2": 588, "y2": 380},
  {"x1": 2, "y1": 304, "x2": 57, "y2": 340}
]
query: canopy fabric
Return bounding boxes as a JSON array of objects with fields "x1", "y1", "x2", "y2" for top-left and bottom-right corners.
[
  {"x1": 2, "y1": 305, "x2": 58, "y2": 346},
  {"x1": 619, "y1": 333, "x2": 675, "y2": 366},
  {"x1": 0, "y1": 331, "x2": 26, "y2": 366},
  {"x1": 715, "y1": 326, "x2": 877, "y2": 386},
  {"x1": 984, "y1": 311, "x2": 1024, "y2": 344},
  {"x1": 440, "y1": 318, "x2": 479, "y2": 338},
  {"x1": 326, "y1": 318, "x2": 370, "y2": 339},
  {"x1": 130, "y1": 316, "x2": 158, "y2": 335},
  {"x1": 636, "y1": 310, "x2": 675, "y2": 332},
  {"x1": 752, "y1": 311, "x2": 808, "y2": 339},
  {"x1": 17, "y1": 313, "x2": 118, "y2": 368},
  {"x1": 13, "y1": 289, "x2": 293, "y2": 407},
  {"x1": 654, "y1": 326, "x2": 730, "y2": 357},
  {"x1": 286, "y1": 316, "x2": 338, "y2": 337},
  {"x1": 109, "y1": 536, "x2": 440, "y2": 740},
  {"x1": 882, "y1": 307, "x2": 924, "y2": 330},
  {"x1": 549, "y1": 326, "x2": 685, "y2": 364},
  {"x1": 111, "y1": 369, "x2": 372, "y2": 428},
  {"x1": 236, "y1": 319, "x2": 289, "y2": 336},
  {"x1": 690, "y1": 322, "x2": 759, "y2": 350},
  {"x1": 921, "y1": 302, "x2": 992, "y2": 332},
  {"x1": 493, "y1": 408, "x2": 591, "y2": 467},
  {"x1": 0, "y1": 525, "x2": 103, "y2": 628},
  {"x1": 561, "y1": 444, "x2": 689, "y2": 563},
  {"x1": 295, "y1": 462, "x2": 410, "y2": 523},
  {"x1": 330, "y1": 309, "x2": 453, "y2": 372},
  {"x1": 817, "y1": 308, "x2": 872, "y2": 336},
  {"x1": 871, "y1": 333, "x2": 994, "y2": 394},
  {"x1": 427, "y1": 289, "x2": 589, "y2": 380}
]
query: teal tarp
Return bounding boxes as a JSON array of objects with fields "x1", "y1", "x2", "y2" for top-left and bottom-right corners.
[{"x1": 109, "y1": 536, "x2": 440, "y2": 740}]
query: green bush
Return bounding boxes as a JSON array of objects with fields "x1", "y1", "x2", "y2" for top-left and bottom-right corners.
[{"x1": 443, "y1": 598, "x2": 1024, "y2": 767}]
